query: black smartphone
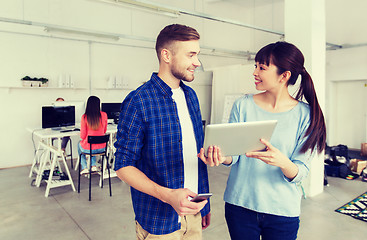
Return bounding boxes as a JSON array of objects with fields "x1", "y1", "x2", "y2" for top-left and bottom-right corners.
[{"x1": 190, "y1": 193, "x2": 212, "y2": 202}]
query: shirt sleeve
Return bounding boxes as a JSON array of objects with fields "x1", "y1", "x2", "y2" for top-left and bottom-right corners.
[
  {"x1": 287, "y1": 149, "x2": 314, "y2": 183},
  {"x1": 223, "y1": 98, "x2": 241, "y2": 167},
  {"x1": 102, "y1": 111, "x2": 107, "y2": 133},
  {"x1": 80, "y1": 114, "x2": 87, "y2": 140},
  {"x1": 285, "y1": 118, "x2": 314, "y2": 184},
  {"x1": 114, "y1": 95, "x2": 144, "y2": 171}
]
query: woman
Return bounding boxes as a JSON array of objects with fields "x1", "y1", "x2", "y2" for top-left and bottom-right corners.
[
  {"x1": 198, "y1": 41, "x2": 326, "y2": 240},
  {"x1": 78, "y1": 96, "x2": 108, "y2": 175}
]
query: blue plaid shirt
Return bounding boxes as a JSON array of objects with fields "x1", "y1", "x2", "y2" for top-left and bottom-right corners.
[{"x1": 114, "y1": 73, "x2": 210, "y2": 235}]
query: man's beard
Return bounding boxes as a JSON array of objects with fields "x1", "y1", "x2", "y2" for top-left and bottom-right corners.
[{"x1": 171, "y1": 64, "x2": 195, "y2": 82}]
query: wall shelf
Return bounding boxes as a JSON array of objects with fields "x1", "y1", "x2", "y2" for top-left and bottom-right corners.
[
  {"x1": 94, "y1": 88, "x2": 133, "y2": 90},
  {"x1": 0, "y1": 86, "x2": 87, "y2": 89},
  {"x1": 0, "y1": 86, "x2": 88, "y2": 93},
  {"x1": 0, "y1": 86, "x2": 133, "y2": 93}
]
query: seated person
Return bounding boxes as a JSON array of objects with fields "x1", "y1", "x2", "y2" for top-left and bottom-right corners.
[
  {"x1": 78, "y1": 96, "x2": 108, "y2": 175},
  {"x1": 53, "y1": 97, "x2": 70, "y2": 152}
]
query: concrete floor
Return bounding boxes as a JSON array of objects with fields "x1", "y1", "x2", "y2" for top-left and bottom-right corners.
[{"x1": 1, "y1": 162, "x2": 367, "y2": 240}]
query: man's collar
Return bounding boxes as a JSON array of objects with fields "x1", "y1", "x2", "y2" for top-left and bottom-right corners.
[{"x1": 151, "y1": 73, "x2": 189, "y2": 97}]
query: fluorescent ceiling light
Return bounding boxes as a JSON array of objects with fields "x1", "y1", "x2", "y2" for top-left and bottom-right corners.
[
  {"x1": 94, "y1": 0, "x2": 180, "y2": 17},
  {"x1": 44, "y1": 26, "x2": 119, "y2": 41},
  {"x1": 200, "y1": 47, "x2": 256, "y2": 59}
]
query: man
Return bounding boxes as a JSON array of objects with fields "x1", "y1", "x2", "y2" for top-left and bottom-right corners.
[
  {"x1": 54, "y1": 97, "x2": 70, "y2": 152},
  {"x1": 114, "y1": 24, "x2": 211, "y2": 239}
]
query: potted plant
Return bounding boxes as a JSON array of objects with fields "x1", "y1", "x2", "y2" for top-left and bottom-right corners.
[{"x1": 21, "y1": 76, "x2": 49, "y2": 87}]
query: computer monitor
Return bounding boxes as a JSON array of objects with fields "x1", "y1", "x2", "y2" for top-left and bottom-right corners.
[
  {"x1": 101, "y1": 103, "x2": 121, "y2": 124},
  {"x1": 53, "y1": 101, "x2": 85, "y2": 124},
  {"x1": 42, "y1": 106, "x2": 76, "y2": 129}
]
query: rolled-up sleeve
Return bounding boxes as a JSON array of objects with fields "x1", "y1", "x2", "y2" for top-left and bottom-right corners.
[
  {"x1": 114, "y1": 94, "x2": 144, "y2": 171},
  {"x1": 284, "y1": 130, "x2": 314, "y2": 184},
  {"x1": 223, "y1": 98, "x2": 242, "y2": 167}
]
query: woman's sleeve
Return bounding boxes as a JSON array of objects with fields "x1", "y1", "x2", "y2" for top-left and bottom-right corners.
[
  {"x1": 285, "y1": 117, "x2": 314, "y2": 183},
  {"x1": 80, "y1": 115, "x2": 87, "y2": 140},
  {"x1": 102, "y1": 112, "x2": 107, "y2": 133},
  {"x1": 224, "y1": 99, "x2": 242, "y2": 166}
]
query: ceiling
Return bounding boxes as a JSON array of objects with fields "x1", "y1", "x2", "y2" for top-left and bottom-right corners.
[
  {"x1": 205, "y1": 0, "x2": 283, "y2": 8},
  {"x1": 205, "y1": 0, "x2": 367, "y2": 48}
]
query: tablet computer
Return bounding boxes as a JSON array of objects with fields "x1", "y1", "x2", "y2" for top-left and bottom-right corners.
[{"x1": 203, "y1": 120, "x2": 277, "y2": 156}]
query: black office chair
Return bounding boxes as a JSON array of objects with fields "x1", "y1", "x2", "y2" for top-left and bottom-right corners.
[{"x1": 78, "y1": 134, "x2": 112, "y2": 201}]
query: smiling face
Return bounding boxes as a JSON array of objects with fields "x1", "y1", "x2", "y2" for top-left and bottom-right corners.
[
  {"x1": 253, "y1": 62, "x2": 284, "y2": 92},
  {"x1": 169, "y1": 40, "x2": 201, "y2": 82}
]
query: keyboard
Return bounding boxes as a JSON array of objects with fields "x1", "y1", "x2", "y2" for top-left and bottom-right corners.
[{"x1": 60, "y1": 129, "x2": 73, "y2": 133}]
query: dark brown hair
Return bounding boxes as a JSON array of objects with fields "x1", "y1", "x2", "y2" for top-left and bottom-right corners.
[
  {"x1": 84, "y1": 96, "x2": 101, "y2": 131},
  {"x1": 255, "y1": 41, "x2": 326, "y2": 153},
  {"x1": 155, "y1": 24, "x2": 200, "y2": 61}
]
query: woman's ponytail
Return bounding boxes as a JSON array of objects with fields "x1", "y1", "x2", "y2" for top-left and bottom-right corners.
[{"x1": 296, "y1": 69, "x2": 326, "y2": 153}]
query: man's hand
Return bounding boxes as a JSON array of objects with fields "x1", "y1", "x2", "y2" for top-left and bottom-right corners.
[
  {"x1": 116, "y1": 166, "x2": 209, "y2": 216},
  {"x1": 162, "y1": 188, "x2": 208, "y2": 216},
  {"x1": 198, "y1": 146, "x2": 232, "y2": 166},
  {"x1": 202, "y1": 212, "x2": 211, "y2": 230}
]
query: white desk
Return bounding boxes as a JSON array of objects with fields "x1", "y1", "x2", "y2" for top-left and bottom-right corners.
[{"x1": 29, "y1": 125, "x2": 117, "y2": 197}]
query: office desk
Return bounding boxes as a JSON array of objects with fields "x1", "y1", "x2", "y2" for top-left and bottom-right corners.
[{"x1": 29, "y1": 125, "x2": 117, "y2": 197}]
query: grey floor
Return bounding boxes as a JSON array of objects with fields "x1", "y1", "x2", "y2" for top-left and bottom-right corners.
[{"x1": 1, "y1": 162, "x2": 367, "y2": 240}]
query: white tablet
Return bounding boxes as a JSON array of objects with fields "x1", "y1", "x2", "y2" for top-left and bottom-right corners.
[{"x1": 203, "y1": 120, "x2": 277, "y2": 156}]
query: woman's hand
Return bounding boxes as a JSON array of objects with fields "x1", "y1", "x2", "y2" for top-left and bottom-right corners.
[
  {"x1": 245, "y1": 139, "x2": 288, "y2": 168},
  {"x1": 246, "y1": 139, "x2": 298, "y2": 179},
  {"x1": 198, "y1": 146, "x2": 232, "y2": 166}
]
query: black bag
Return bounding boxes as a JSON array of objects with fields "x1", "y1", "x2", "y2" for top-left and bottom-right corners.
[
  {"x1": 339, "y1": 163, "x2": 353, "y2": 178},
  {"x1": 330, "y1": 144, "x2": 350, "y2": 164},
  {"x1": 325, "y1": 144, "x2": 353, "y2": 178}
]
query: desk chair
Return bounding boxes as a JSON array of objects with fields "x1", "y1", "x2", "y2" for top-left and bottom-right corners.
[{"x1": 77, "y1": 135, "x2": 112, "y2": 201}]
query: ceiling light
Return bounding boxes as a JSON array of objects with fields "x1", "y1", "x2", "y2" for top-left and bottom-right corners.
[
  {"x1": 44, "y1": 26, "x2": 119, "y2": 41},
  {"x1": 93, "y1": 0, "x2": 180, "y2": 18}
]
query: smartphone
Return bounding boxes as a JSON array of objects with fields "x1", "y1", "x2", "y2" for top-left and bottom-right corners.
[{"x1": 190, "y1": 193, "x2": 212, "y2": 203}]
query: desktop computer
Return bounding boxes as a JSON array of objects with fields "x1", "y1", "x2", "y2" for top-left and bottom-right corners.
[
  {"x1": 52, "y1": 101, "x2": 85, "y2": 124},
  {"x1": 42, "y1": 106, "x2": 75, "y2": 130},
  {"x1": 101, "y1": 103, "x2": 121, "y2": 124}
]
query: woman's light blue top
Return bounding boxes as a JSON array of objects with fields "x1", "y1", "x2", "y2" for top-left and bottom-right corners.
[{"x1": 224, "y1": 94, "x2": 313, "y2": 217}]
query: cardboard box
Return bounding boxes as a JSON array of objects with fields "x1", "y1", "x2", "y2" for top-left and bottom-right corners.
[
  {"x1": 361, "y1": 143, "x2": 367, "y2": 156},
  {"x1": 350, "y1": 159, "x2": 367, "y2": 174}
]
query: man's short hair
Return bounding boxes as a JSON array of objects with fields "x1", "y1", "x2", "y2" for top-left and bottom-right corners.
[{"x1": 155, "y1": 24, "x2": 200, "y2": 61}]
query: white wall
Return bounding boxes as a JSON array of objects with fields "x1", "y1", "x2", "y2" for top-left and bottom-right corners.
[
  {"x1": 324, "y1": 0, "x2": 367, "y2": 149},
  {"x1": 2, "y1": 0, "x2": 364, "y2": 167},
  {"x1": 326, "y1": 46, "x2": 367, "y2": 149},
  {"x1": 0, "y1": 0, "x2": 285, "y2": 168}
]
